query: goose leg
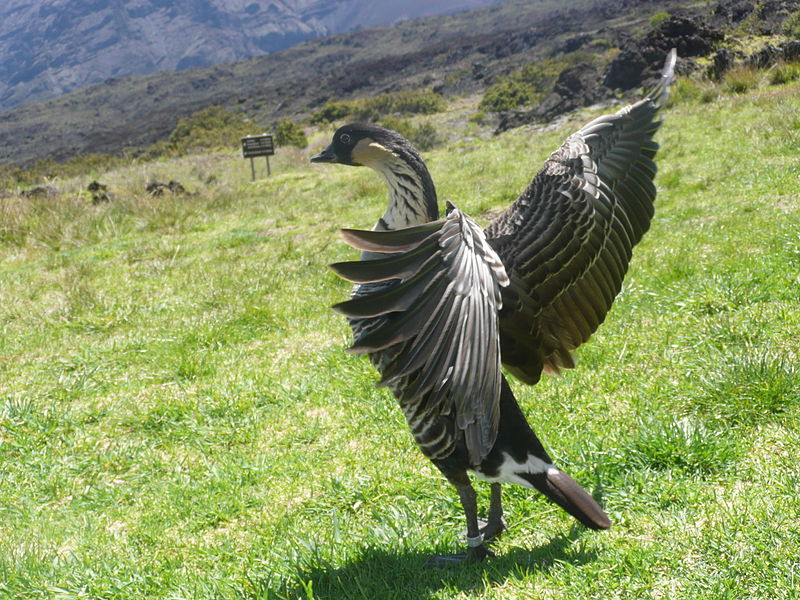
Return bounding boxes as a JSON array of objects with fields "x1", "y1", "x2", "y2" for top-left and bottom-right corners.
[
  {"x1": 425, "y1": 482, "x2": 494, "y2": 567},
  {"x1": 482, "y1": 482, "x2": 507, "y2": 540}
]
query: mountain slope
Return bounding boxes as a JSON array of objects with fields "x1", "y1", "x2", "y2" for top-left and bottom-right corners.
[
  {"x1": 1, "y1": 0, "x2": 677, "y2": 167},
  {"x1": 0, "y1": 0, "x2": 504, "y2": 111}
]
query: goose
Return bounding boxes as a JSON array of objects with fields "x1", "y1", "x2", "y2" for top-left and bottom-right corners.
[{"x1": 310, "y1": 50, "x2": 676, "y2": 564}]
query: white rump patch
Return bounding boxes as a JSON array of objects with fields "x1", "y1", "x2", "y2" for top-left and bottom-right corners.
[{"x1": 471, "y1": 452, "x2": 557, "y2": 488}]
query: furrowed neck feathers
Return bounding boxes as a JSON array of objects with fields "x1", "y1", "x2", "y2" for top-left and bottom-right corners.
[{"x1": 352, "y1": 138, "x2": 438, "y2": 230}]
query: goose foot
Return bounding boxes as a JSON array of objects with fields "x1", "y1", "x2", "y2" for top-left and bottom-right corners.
[{"x1": 424, "y1": 544, "x2": 494, "y2": 568}]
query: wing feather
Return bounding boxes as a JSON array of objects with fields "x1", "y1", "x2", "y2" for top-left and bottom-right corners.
[
  {"x1": 486, "y1": 49, "x2": 675, "y2": 382},
  {"x1": 330, "y1": 203, "x2": 509, "y2": 464}
]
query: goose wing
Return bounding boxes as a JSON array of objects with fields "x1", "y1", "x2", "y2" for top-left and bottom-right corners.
[
  {"x1": 486, "y1": 49, "x2": 676, "y2": 385},
  {"x1": 330, "y1": 202, "x2": 509, "y2": 464}
]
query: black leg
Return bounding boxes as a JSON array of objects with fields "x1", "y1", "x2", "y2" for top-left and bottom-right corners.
[
  {"x1": 424, "y1": 481, "x2": 494, "y2": 567},
  {"x1": 482, "y1": 482, "x2": 507, "y2": 541},
  {"x1": 457, "y1": 482, "x2": 493, "y2": 562}
]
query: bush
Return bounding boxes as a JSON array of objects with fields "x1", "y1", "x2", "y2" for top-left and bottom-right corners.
[
  {"x1": 784, "y1": 9, "x2": 800, "y2": 38},
  {"x1": 275, "y1": 120, "x2": 308, "y2": 148},
  {"x1": 479, "y1": 57, "x2": 570, "y2": 112},
  {"x1": 168, "y1": 106, "x2": 253, "y2": 153},
  {"x1": 310, "y1": 90, "x2": 446, "y2": 124},
  {"x1": 379, "y1": 117, "x2": 442, "y2": 152},
  {"x1": 409, "y1": 123, "x2": 442, "y2": 151},
  {"x1": 350, "y1": 90, "x2": 446, "y2": 121},
  {"x1": 479, "y1": 79, "x2": 537, "y2": 112},
  {"x1": 310, "y1": 101, "x2": 350, "y2": 124}
]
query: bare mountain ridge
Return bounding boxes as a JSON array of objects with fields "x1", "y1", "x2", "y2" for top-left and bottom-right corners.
[{"x1": 0, "y1": 0, "x2": 504, "y2": 111}]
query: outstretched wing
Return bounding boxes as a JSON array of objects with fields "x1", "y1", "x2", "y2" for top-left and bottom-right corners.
[
  {"x1": 330, "y1": 203, "x2": 509, "y2": 464},
  {"x1": 486, "y1": 49, "x2": 676, "y2": 384}
]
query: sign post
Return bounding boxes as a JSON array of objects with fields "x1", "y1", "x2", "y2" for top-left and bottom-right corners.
[{"x1": 241, "y1": 133, "x2": 275, "y2": 181}]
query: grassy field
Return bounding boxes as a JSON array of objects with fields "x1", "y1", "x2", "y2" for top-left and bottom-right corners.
[{"x1": 1, "y1": 79, "x2": 799, "y2": 599}]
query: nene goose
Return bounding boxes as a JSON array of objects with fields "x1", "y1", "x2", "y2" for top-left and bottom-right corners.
[{"x1": 311, "y1": 50, "x2": 676, "y2": 565}]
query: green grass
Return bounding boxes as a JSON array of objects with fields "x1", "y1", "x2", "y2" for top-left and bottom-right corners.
[{"x1": 2, "y1": 79, "x2": 800, "y2": 600}]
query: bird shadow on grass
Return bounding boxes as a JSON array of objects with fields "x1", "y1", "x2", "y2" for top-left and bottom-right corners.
[{"x1": 262, "y1": 524, "x2": 597, "y2": 600}]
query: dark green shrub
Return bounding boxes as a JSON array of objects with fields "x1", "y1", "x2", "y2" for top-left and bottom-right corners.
[
  {"x1": 313, "y1": 90, "x2": 447, "y2": 123},
  {"x1": 379, "y1": 117, "x2": 442, "y2": 152},
  {"x1": 784, "y1": 9, "x2": 800, "y2": 38},
  {"x1": 275, "y1": 120, "x2": 308, "y2": 148},
  {"x1": 479, "y1": 58, "x2": 570, "y2": 112},
  {"x1": 479, "y1": 79, "x2": 536, "y2": 112},
  {"x1": 310, "y1": 101, "x2": 350, "y2": 124},
  {"x1": 409, "y1": 123, "x2": 442, "y2": 151},
  {"x1": 351, "y1": 90, "x2": 446, "y2": 121},
  {"x1": 168, "y1": 106, "x2": 253, "y2": 153}
]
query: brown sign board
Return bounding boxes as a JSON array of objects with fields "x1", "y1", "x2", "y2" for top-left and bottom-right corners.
[{"x1": 241, "y1": 134, "x2": 275, "y2": 158}]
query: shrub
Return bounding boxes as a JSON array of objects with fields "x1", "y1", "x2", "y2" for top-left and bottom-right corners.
[
  {"x1": 351, "y1": 90, "x2": 446, "y2": 121},
  {"x1": 168, "y1": 106, "x2": 254, "y2": 153},
  {"x1": 479, "y1": 79, "x2": 537, "y2": 112},
  {"x1": 310, "y1": 90, "x2": 446, "y2": 124},
  {"x1": 310, "y1": 101, "x2": 350, "y2": 124},
  {"x1": 379, "y1": 117, "x2": 443, "y2": 152},
  {"x1": 469, "y1": 111, "x2": 488, "y2": 125},
  {"x1": 784, "y1": 9, "x2": 800, "y2": 38},
  {"x1": 479, "y1": 57, "x2": 570, "y2": 112},
  {"x1": 410, "y1": 123, "x2": 442, "y2": 151},
  {"x1": 275, "y1": 120, "x2": 308, "y2": 148}
]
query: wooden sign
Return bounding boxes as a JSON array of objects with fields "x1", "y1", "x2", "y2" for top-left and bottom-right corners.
[{"x1": 241, "y1": 133, "x2": 274, "y2": 180}]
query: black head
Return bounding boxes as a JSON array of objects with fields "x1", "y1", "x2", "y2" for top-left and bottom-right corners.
[{"x1": 310, "y1": 123, "x2": 415, "y2": 167}]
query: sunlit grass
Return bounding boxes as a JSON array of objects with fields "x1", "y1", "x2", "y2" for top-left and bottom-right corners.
[{"x1": 1, "y1": 80, "x2": 800, "y2": 599}]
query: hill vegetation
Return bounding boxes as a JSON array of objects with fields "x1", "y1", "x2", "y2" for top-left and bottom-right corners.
[
  {"x1": 0, "y1": 0, "x2": 714, "y2": 168},
  {"x1": 1, "y1": 35, "x2": 799, "y2": 597}
]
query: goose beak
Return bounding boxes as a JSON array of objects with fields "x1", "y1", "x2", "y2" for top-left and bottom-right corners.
[{"x1": 310, "y1": 143, "x2": 337, "y2": 163}]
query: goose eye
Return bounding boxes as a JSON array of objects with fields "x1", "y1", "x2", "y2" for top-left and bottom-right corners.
[{"x1": 340, "y1": 133, "x2": 351, "y2": 144}]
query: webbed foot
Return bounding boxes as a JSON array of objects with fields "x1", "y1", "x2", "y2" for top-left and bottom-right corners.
[{"x1": 424, "y1": 544, "x2": 495, "y2": 568}]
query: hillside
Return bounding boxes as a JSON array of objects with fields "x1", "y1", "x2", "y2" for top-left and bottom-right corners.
[
  {"x1": 0, "y1": 0, "x2": 504, "y2": 111},
  {"x1": 0, "y1": 68, "x2": 799, "y2": 598},
  {"x1": 0, "y1": 0, "x2": 708, "y2": 167}
]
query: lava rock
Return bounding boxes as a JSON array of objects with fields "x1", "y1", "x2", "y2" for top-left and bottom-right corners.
[
  {"x1": 20, "y1": 185, "x2": 59, "y2": 198},
  {"x1": 146, "y1": 179, "x2": 186, "y2": 196},
  {"x1": 496, "y1": 62, "x2": 611, "y2": 133},
  {"x1": 603, "y1": 16, "x2": 723, "y2": 90},
  {"x1": 87, "y1": 180, "x2": 109, "y2": 204},
  {"x1": 708, "y1": 48, "x2": 739, "y2": 80}
]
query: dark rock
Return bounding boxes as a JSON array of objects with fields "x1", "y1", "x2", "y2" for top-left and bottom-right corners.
[
  {"x1": 496, "y1": 62, "x2": 611, "y2": 133},
  {"x1": 749, "y1": 43, "x2": 785, "y2": 68},
  {"x1": 711, "y1": 0, "x2": 800, "y2": 34},
  {"x1": 87, "y1": 180, "x2": 109, "y2": 204},
  {"x1": 708, "y1": 48, "x2": 738, "y2": 80},
  {"x1": 146, "y1": 179, "x2": 186, "y2": 196},
  {"x1": 748, "y1": 40, "x2": 800, "y2": 69},
  {"x1": 20, "y1": 185, "x2": 59, "y2": 198},
  {"x1": 603, "y1": 16, "x2": 723, "y2": 90},
  {"x1": 784, "y1": 40, "x2": 800, "y2": 62},
  {"x1": 559, "y1": 34, "x2": 592, "y2": 54}
]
